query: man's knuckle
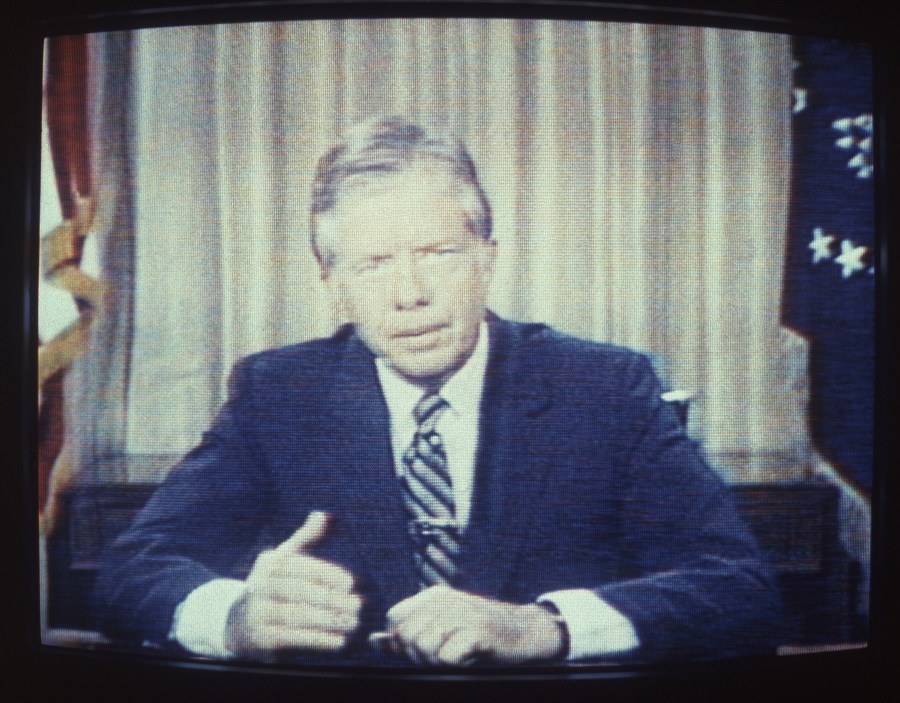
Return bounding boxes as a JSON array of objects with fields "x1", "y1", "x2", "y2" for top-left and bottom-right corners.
[
  {"x1": 340, "y1": 611, "x2": 359, "y2": 631},
  {"x1": 246, "y1": 580, "x2": 266, "y2": 598},
  {"x1": 321, "y1": 633, "x2": 345, "y2": 651},
  {"x1": 255, "y1": 550, "x2": 277, "y2": 570},
  {"x1": 255, "y1": 629, "x2": 274, "y2": 651},
  {"x1": 244, "y1": 598, "x2": 265, "y2": 623},
  {"x1": 438, "y1": 644, "x2": 464, "y2": 666}
]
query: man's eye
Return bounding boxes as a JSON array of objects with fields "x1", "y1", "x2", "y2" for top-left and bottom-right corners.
[
  {"x1": 355, "y1": 256, "x2": 391, "y2": 274},
  {"x1": 424, "y1": 247, "x2": 459, "y2": 258}
]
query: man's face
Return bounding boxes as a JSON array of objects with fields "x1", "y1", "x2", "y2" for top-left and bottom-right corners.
[{"x1": 319, "y1": 170, "x2": 496, "y2": 387}]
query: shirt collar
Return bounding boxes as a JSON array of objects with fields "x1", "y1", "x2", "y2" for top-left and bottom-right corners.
[{"x1": 374, "y1": 321, "x2": 490, "y2": 418}]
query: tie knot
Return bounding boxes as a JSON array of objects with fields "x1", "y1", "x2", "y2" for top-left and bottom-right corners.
[{"x1": 413, "y1": 392, "x2": 448, "y2": 427}]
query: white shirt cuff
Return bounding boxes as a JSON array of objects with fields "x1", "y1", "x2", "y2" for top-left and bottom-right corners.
[
  {"x1": 539, "y1": 589, "x2": 640, "y2": 660},
  {"x1": 170, "y1": 578, "x2": 246, "y2": 658}
]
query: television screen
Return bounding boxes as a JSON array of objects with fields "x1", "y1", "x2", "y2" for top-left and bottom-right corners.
[{"x1": 13, "y1": 0, "x2": 894, "y2": 699}]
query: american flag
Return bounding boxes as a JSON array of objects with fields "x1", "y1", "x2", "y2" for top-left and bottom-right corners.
[{"x1": 781, "y1": 36, "x2": 875, "y2": 496}]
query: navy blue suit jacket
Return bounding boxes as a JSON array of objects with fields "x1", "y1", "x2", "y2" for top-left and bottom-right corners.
[{"x1": 97, "y1": 316, "x2": 778, "y2": 664}]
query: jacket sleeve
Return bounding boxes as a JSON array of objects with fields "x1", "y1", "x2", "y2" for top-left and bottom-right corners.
[
  {"x1": 593, "y1": 353, "x2": 781, "y2": 661},
  {"x1": 94, "y1": 356, "x2": 275, "y2": 645}
]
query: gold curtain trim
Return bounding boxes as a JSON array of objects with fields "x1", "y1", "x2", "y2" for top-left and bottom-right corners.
[{"x1": 39, "y1": 196, "x2": 100, "y2": 534}]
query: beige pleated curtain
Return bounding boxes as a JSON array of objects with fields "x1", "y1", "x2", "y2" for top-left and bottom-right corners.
[{"x1": 78, "y1": 19, "x2": 801, "y2": 483}]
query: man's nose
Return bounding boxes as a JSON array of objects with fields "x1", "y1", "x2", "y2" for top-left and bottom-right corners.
[{"x1": 393, "y1": 254, "x2": 431, "y2": 310}]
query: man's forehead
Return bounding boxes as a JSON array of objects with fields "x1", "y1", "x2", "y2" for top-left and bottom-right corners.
[
  {"x1": 322, "y1": 176, "x2": 471, "y2": 240},
  {"x1": 336, "y1": 203, "x2": 471, "y2": 253},
  {"x1": 337, "y1": 167, "x2": 460, "y2": 209}
]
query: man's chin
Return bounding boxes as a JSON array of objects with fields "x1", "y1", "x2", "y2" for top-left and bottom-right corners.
[{"x1": 385, "y1": 353, "x2": 461, "y2": 388}]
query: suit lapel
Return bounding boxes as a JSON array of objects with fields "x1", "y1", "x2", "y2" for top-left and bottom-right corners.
[
  {"x1": 322, "y1": 335, "x2": 420, "y2": 609},
  {"x1": 318, "y1": 320, "x2": 556, "y2": 607},
  {"x1": 456, "y1": 317, "x2": 554, "y2": 600}
]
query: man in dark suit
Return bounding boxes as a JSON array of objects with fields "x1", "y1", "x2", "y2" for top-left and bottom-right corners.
[{"x1": 97, "y1": 117, "x2": 778, "y2": 666}]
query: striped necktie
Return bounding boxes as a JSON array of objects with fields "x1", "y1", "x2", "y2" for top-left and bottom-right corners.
[{"x1": 401, "y1": 392, "x2": 461, "y2": 588}]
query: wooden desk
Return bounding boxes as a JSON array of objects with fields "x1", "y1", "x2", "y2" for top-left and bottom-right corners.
[{"x1": 44, "y1": 481, "x2": 865, "y2": 647}]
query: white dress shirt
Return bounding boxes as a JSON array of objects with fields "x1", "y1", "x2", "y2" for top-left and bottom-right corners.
[
  {"x1": 171, "y1": 322, "x2": 639, "y2": 660},
  {"x1": 373, "y1": 321, "x2": 490, "y2": 531}
]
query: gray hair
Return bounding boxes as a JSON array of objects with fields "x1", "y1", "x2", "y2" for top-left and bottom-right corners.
[{"x1": 309, "y1": 116, "x2": 492, "y2": 269}]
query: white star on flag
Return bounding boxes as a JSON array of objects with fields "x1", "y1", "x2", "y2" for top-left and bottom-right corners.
[
  {"x1": 792, "y1": 87, "x2": 808, "y2": 114},
  {"x1": 848, "y1": 153, "x2": 866, "y2": 169},
  {"x1": 809, "y1": 227, "x2": 836, "y2": 264},
  {"x1": 832, "y1": 117, "x2": 853, "y2": 133},
  {"x1": 834, "y1": 240, "x2": 868, "y2": 279},
  {"x1": 836, "y1": 136, "x2": 855, "y2": 149}
]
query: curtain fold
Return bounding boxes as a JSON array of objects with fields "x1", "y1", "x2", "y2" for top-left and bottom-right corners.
[
  {"x1": 68, "y1": 32, "x2": 136, "y2": 484},
  {"x1": 76, "y1": 19, "x2": 797, "y2": 483}
]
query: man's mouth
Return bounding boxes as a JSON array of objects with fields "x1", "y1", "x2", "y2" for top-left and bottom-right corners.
[{"x1": 393, "y1": 323, "x2": 447, "y2": 338}]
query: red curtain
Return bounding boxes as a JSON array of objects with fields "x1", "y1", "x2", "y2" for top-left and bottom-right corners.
[
  {"x1": 45, "y1": 34, "x2": 91, "y2": 219},
  {"x1": 39, "y1": 35, "x2": 91, "y2": 516}
]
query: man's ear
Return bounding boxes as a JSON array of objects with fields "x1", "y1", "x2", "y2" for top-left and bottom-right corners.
[
  {"x1": 319, "y1": 262, "x2": 337, "y2": 301},
  {"x1": 316, "y1": 244, "x2": 337, "y2": 285},
  {"x1": 480, "y1": 237, "x2": 498, "y2": 281},
  {"x1": 319, "y1": 266, "x2": 348, "y2": 323}
]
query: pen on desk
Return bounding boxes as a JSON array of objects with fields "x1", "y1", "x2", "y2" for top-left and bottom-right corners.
[
  {"x1": 368, "y1": 631, "x2": 394, "y2": 651},
  {"x1": 368, "y1": 631, "x2": 483, "y2": 665}
]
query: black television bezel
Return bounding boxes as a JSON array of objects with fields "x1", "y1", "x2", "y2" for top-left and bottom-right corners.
[{"x1": 8, "y1": 1, "x2": 896, "y2": 701}]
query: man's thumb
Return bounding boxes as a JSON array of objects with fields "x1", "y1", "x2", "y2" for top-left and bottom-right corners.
[{"x1": 279, "y1": 510, "x2": 331, "y2": 553}]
